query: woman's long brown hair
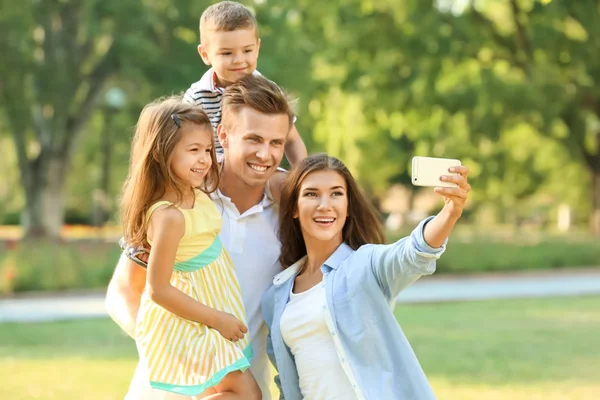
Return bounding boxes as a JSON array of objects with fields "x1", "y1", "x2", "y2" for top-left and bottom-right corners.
[
  {"x1": 278, "y1": 153, "x2": 386, "y2": 269},
  {"x1": 120, "y1": 96, "x2": 219, "y2": 249}
]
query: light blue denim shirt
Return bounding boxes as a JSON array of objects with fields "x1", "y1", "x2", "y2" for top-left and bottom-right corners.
[{"x1": 261, "y1": 217, "x2": 445, "y2": 400}]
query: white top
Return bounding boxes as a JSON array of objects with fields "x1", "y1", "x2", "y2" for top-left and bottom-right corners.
[
  {"x1": 212, "y1": 188, "x2": 281, "y2": 400},
  {"x1": 280, "y1": 281, "x2": 358, "y2": 400}
]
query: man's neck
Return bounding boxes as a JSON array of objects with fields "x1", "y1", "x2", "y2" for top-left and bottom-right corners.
[{"x1": 219, "y1": 165, "x2": 266, "y2": 215}]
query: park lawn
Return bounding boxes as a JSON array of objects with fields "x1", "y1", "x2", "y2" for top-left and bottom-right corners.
[
  {"x1": 1, "y1": 296, "x2": 599, "y2": 400},
  {"x1": 396, "y1": 296, "x2": 600, "y2": 400}
]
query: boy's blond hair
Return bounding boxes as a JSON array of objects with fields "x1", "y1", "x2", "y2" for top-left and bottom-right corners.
[{"x1": 200, "y1": 1, "x2": 258, "y2": 44}]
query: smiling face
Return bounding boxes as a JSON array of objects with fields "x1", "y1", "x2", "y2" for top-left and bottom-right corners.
[
  {"x1": 294, "y1": 169, "x2": 348, "y2": 247},
  {"x1": 218, "y1": 106, "x2": 289, "y2": 188},
  {"x1": 170, "y1": 123, "x2": 214, "y2": 189},
  {"x1": 199, "y1": 28, "x2": 260, "y2": 87}
]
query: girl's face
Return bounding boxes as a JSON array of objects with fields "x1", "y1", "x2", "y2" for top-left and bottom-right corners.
[
  {"x1": 170, "y1": 124, "x2": 213, "y2": 188},
  {"x1": 294, "y1": 169, "x2": 348, "y2": 247}
]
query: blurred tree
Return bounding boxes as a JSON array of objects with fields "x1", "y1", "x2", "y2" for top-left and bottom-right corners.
[
  {"x1": 1, "y1": 0, "x2": 598, "y2": 236},
  {"x1": 451, "y1": 0, "x2": 600, "y2": 232},
  {"x1": 285, "y1": 0, "x2": 598, "y2": 232},
  {"x1": 0, "y1": 0, "x2": 211, "y2": 238}
]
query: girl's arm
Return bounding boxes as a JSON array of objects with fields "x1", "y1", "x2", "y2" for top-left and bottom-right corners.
[{"x1": 146, "y1": 206, "x2": 247, "y2": 341}]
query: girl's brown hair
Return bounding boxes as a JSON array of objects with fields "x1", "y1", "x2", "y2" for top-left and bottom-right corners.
[
  {"x1": 278, "y1": 153, "x2": 386, "y2": 268},
  {"x1": 120, "y1": 96, "x2": 219, "y2": 248}
]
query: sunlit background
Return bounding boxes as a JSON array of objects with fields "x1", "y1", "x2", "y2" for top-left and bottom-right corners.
[{"x1": 1, "y1": 0, "x2": 599, "y2": 399}]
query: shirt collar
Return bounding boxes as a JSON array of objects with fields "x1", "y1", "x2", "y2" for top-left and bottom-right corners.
[
  {"x1": 272, "y1": 256, "x2": 305, "y2": 286},
  {"x1": 211, "y1": 187, "x2": 274, "y2": 210},
  {"x1": 197, "y1": 67, "x2": 264, "y2": 94},
  {"x1": 322, "y1": 242, "x2": 354, "y2": 270},
  {"x1": 197, "y1": 68, "x2": 218, "y2": 92},
  {"x1": 272, "y1": 242, "x2": 354, "y2": 286}
]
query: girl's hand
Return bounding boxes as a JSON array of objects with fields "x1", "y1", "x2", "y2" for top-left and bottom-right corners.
[
  {"x1": 212, "y1": 311, "x2": 248, "y2": 342},
  {"x1": 434, "y1": 166, "x2": 471, "y2": 218}
]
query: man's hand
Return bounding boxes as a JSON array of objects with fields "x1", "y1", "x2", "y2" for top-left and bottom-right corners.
[
  {"x1": 105, "y1": 253, "x2": 147, "y2": 338},
  {"x1": 119, "y1": 237, "x2": 150, "y2": 267}
]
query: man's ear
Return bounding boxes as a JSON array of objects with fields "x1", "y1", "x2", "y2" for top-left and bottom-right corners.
[
  {"x1": 198, "y1": 44, "x2": 211, "y2": 66},
  {"x1": 217, "y1": 124, "x2": 228, "y2": 148}
]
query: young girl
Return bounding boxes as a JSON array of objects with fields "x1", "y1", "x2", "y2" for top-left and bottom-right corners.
[{"x1": 120, "y1": 96, "x2": 261, "y2": 399}]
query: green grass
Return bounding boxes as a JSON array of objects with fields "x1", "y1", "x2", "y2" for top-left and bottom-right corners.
[
  {"x1": 0, "y1": 318, "x2": 138, "y2": 400},
  {"x1": 397, "y1": 296, "x2": 600, "y2": 399},
  {"x1": 1, "y1": 296, "x2": 599, "y2": 399}
]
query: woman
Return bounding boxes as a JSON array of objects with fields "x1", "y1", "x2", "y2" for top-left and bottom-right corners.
[{"x1": 261, "y1": 154, "x2": 471, "y2": 400}]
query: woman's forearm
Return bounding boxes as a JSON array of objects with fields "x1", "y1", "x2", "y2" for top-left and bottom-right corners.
[{"x1": 423, "y1": 209, "x2": 461, "y2": 248}]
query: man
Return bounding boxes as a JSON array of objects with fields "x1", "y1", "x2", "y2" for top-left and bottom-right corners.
[{"x1": 106, "y1": 74, "x2": 295, "y2": 399}]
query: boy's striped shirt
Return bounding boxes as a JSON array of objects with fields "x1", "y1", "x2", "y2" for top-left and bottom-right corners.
[{"x1": 183, "y1": 68, "x2": 262, "y2": 154}]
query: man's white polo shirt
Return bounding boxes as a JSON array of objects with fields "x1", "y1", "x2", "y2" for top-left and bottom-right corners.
[{"x1": 211, "y1": 187, "x2": 281, "y2": 400}]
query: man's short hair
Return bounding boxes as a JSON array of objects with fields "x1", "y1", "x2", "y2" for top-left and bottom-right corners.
[
  {"x1": 200, "y1": 1, "x2": 258, "y2": 44},
  {"x1": 222, "y1": 75, "x2": 295, "y2": 129}
]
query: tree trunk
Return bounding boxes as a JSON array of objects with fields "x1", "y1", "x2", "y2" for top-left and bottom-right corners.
[
  {"x1": 22, "y1": 170, "x2": 48, "y2": 238},
  {"x1": 22, "y1": 156, "x2": 69, "y2": 239},
  {"x1": 93, "y1": 114, "x2": 113, "y2": 227},
  {"x1": 591, "y1": 165, "x2": 600, "y2": 235},
  {"x1": 586, "y1": 128, "x2": 600, "y2": 235}
]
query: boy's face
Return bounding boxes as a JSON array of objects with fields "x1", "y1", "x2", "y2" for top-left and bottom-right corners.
[{"x1": 199, "y1": 28, "x2": 260, "y2": 87}]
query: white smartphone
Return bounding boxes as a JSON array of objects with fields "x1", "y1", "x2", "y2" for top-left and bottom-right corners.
[{"x1": 411, "y1": 156, "x2": 462, "y2": 188}]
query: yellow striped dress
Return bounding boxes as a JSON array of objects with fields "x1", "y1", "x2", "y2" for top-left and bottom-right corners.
[{"x1": 135, "y1": 189, "x2": 252, "y2": 396}]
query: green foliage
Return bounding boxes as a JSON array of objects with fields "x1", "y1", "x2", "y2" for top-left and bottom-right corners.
[
  {"x1": 1, "y1": 233, "x2": 598, "y2": 295},
  {"x1": 437, "y1": 239, "x2": 600, "y2": 274},
  {"x1": 1, "y1": 0, "x2": 599, "y2": 232},
  {"x1": 0, "y1": 240, "x2": 121, "y2": 294},
  {"x1": 386, "y1": 229, "x2": 600, "y2": 274}
]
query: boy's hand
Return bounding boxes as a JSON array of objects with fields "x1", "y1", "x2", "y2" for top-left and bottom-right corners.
[
  {"x1": 284, "y1": 125, "x2": 307, "y2": 166},
  {"x1": 268, "y1": 169, "x2": 287, "y2": 204},
  {"x1": 212, "y1": 311, "x2": 248, "y2": 342}
]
